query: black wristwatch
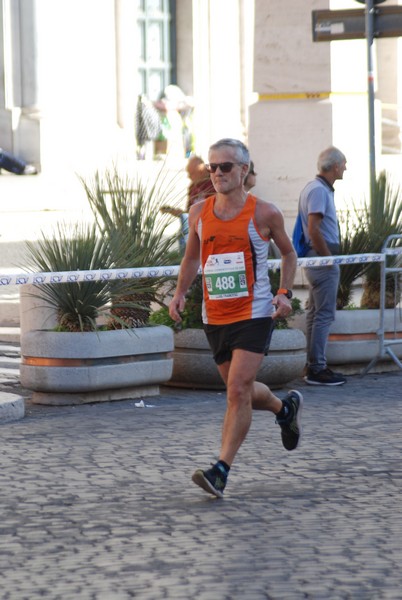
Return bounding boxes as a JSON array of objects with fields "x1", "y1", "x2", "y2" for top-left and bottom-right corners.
[{"x1": 277, "y1": 288, "x2": 293, "y2": 299}]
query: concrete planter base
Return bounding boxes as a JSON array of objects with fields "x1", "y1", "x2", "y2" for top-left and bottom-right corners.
[
  {"x1": 290, "y1": 309, "x2": 402, "y2": 375},
  {"x1": 166, "y1": 328, "x2": 306, "y2": 390},
  {"x1": 257, "y1": 328, "x2": 307, "y2": 388},
  {"x1": 20, "y1": 326, "x2": 174, "y2": 405}
]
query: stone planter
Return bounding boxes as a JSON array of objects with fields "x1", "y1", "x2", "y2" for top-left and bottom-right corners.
[
  {"x1": 20, "y1": 326, "x2": 174, "y2": 405},
  {"x1": 327, "y1": 309, "x2": 402, "y2": 373},
  {"x1": 19, "y1": 286, "x2": 174, "y2": 405},
  {"x1": 166, "y1": 327, "x2": 306, "y2": 390},
  {"x1": 290, "y1": 309, "x2": 402, "y2": 375},
  {"x1": 257, "y1": 328, "x2": 307, "y2": 388}
]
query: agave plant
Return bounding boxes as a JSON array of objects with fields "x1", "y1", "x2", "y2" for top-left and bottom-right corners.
[
  {"x1": 23, "y1": 163, "x2": 187, "y2": 332},
  {"x1": 80, "y1": 163, "x2": 186, "y2": 328},
  {"x1": 337, "y1": 170, "x2": 402, "y2": 309},
  {"x1": 24, "y1": 223, "x2": 115, "y2": 331},
  {"x1": 359, "y1": 171, "x2": 402, "y2": 308},
  {"x1": 337, "y1": 206, "x2": 370, "y2": 309}
]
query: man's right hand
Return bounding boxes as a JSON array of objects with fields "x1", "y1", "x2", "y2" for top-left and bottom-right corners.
[{"x1": 169, "y1": 294, "x2": 186, "y2": 322}]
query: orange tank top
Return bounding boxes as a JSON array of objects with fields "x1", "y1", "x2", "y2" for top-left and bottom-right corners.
[{"x1": 197, "y1": 194, "x2": 273, "y2": 325}]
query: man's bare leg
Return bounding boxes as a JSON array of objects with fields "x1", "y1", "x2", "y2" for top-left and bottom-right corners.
[
  {"x1": 217, "y1": 349, "x2": 266, "y2": 466},
  {"x1": 192, "y1": 350, "x2": 303, "y2": 497}
]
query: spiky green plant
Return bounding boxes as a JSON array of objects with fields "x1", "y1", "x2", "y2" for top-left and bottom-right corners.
[
  {"x1": 22, "y1": 162, "x2": 187, "y2": 332},
  {"x1": 337, "y1": 206, "x2": 370, "y2": 309},
  {"x1": 360, "y1": 171, "x2": 402, "y2": 308},
  {"x1": 24, "y1": 223, "x2": 115, "y2": 331},
  {"x1": 337, "y1": 170, "x2": 402, "y2": 309},
  {"x1": 80, "y1": 163, "x2": 186, "y2": 328}
]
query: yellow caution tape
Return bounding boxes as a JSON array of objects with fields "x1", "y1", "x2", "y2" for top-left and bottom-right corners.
[
  {"x1": 258, "y1": 92, "x2": 330, "y2": 101},
  {"x1": 258, "y1": 91, "x2": 367, "y2": 101}
]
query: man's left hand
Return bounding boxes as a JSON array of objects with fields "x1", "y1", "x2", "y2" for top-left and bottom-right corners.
[{"x1": 272, "y1": 294, "x2": 292, "y2": 320}]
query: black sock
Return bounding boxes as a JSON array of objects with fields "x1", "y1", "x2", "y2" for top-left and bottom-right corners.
[
  {"x1": 276, "y1": 401, "x2": 290, "y2": 420},
  {"x1": 216, "y1": 460, "x2": 230, "y2": 475}
]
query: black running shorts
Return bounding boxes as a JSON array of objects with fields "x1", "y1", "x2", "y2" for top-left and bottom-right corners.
[{"x1": 204, "y1": 317, "x2": 275, "y2": 365}]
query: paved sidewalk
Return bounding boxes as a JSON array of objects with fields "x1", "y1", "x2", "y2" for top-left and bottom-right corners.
[{"x1": 1, "y1": 340, "x2": 402, "y2": 599}]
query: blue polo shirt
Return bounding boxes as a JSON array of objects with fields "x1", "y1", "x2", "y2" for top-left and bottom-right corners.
[{"x1": 298, "y1": 175, "x2": 340, "y2": 248}]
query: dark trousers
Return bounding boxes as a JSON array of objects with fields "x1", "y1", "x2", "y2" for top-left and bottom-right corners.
[{"x1": 0, "y1": 148, "x2": 26, "y2": 174}]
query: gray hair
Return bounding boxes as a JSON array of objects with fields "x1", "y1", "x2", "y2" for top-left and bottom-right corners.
[
  {"x1": 317, "y1": 146, "x2": 346, "y2": 172},
  {"x1": 209, "y1": 138, "x2": 250, "y2": 166}
]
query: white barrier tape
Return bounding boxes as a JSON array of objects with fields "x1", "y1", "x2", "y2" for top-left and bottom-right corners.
[
  {"x1": 297, "y1": 252, "x2": 385, "y2": 268},
  {"x1": 269, "y1": 253, "x2": 385, "y2": 270},
  {"x1": 0, "y1": 266, "x2": 182, "y2": 287},
  {"x1": 0, "y1": 253, "x2": 389, "y2": 287}
]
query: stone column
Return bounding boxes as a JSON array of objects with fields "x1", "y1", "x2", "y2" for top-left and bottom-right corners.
[
  {"x1": 115, "y1": 0, "x2": 138, "y2": 131},
  {"x1": 249, "y1": 0, "x2": 392, "y2": 225},
  {"x1": 248, "y1": 0, "x2": 333, "y2": 231},
  {"x1": 0, "y1": 0, "x2": 40, "y2": 164},
  {"x1": 191, "y1": 0, "x2": 244, "y2": 157},
  {"x1": 377, "y1": 38, "x2": 401, "y2": 154}
]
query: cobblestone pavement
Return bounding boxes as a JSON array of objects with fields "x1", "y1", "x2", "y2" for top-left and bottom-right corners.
[{"x1": 1, "y1": 341, "x2": 402, "y2": 599}]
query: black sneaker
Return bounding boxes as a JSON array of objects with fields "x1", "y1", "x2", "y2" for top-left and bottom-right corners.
[
  {"x1": 192, "y1": 463, "x2": 227, "y2": 498},
  {"x1": 276, "y1": 390, "x2": 303, "y2": 451},
  {"x1": 305, "y1": 367, "x2": 346, "y2": 386}
]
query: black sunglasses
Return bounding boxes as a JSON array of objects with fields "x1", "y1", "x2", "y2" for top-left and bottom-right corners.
[{"x1": 205, "y1": 162, "x2": 244, "y2": 173}]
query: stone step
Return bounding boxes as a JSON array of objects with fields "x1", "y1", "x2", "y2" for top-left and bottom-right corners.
[
  {"x1": 0, "y1": 327, "x2": 21, "y2": 343},
  {"x1": 0, "y1": 340, "x2": 24, "y2": 423},
  {"x1": 0, "y1": 298, "x2": 20, "y2": 326},
  {"x1": 0, "y1": 341, "x2": 21, "y2": 362},
  {"x1": 0, "y1": 393, "x2": 25, "y2": 423}
]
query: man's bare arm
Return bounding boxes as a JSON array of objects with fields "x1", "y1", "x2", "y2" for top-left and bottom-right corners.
[
  {"x1": 308, "y1": 213, "x2": 331, "y2": 256},
  {"x1": 169, "y1": 204, "x2": 203, "y2": 322},
  {"x1": 262, "y1": 203, "x2": 297, "y2": 319}
]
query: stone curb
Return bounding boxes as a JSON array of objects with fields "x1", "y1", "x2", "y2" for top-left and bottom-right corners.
[
  {"x1": 0, "y1": 327, "x2": 20, "y2": 343},
  {"x1": 0, "y1": 392, "x2": 25, "y2": 422}
]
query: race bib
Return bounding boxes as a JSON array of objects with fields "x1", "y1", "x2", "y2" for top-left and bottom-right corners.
[{"x1": 203, "y1": 252, "x2": 249, "y2": 299}]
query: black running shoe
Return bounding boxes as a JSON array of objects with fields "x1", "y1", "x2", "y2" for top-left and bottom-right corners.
[
  {"x1": 276, "y1": 390, "x2": 303, "y2": 451},
  {"x1": 305, "y1": 367, "x2": 346, "y2": 386},
  {"x1": 192, "y1": 463, "x2": 227, "y2": 498}
]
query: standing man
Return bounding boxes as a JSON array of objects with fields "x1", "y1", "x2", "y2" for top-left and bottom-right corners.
[
  {"x1": 186, "y1": 155, "x2": 216, "y2": 210},
  {"x1": 161, "y1": 155, "x2": 215, "y2": 217},
  {"x1": 0, "y1": 147, "x2": 37, "y2": 175},
  {"x1": 169, "y1": 138, "x2": 303, "y2": 498},
  {"x1": 161, "y1": 155, "x2": 215, "y2": 252},
  {"x1": 298, "y1": 146, "x2": 347, "y2": 386},
  {"x1": 243, "y1": 160, "x2": 257, "y2": 192}
]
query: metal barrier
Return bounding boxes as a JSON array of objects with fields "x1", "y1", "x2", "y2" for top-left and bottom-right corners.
[{"x1": 363, "y1": 235, "x2": 402, "y2": 374}]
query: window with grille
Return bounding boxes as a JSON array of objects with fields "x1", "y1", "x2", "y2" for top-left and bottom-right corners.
[{"x1": 137, "y1": 0, "x2": 174, "y2": 101}]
